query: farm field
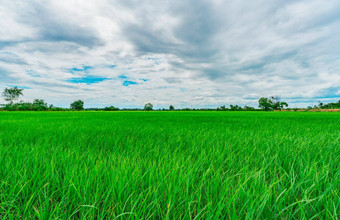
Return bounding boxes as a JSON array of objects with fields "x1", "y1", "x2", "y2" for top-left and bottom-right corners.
[{"x1": 0, "y1": 111, "x2": 339, "y2": 219}]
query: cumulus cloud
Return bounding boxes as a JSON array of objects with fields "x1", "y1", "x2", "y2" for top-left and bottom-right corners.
[{"x1": 0, "y1": 0, "x2": 339, "y2": 108}]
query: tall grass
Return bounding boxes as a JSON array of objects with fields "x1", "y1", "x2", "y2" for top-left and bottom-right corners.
[{"x1": 0, "y1": 112, "x2": 339, "y2": 219}]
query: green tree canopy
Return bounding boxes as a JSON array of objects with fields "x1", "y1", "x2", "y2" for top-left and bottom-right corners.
[
  {"x1": 144, "y1": 103, "x2": 153, "y2": 111},
  {"x1": 2, "y1": 87, "x2": 24, "y2": 104},
  {"x1": 258, "y1": 97, "x2": 274, "y2": 111},
  {"x1": 259, "y1": 96, "x2": 289, "y2": 111},
  {"x1": 70, "y1": 100, "x2": 84, "y2": 110},
  {"x1": 33, "y1": 99, "x2": 48, "y2": 110}
]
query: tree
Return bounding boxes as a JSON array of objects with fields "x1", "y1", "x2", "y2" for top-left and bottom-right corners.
[
  {"x1": 33, "y1": 99, "x2": 48, "y2": 110},
  {"x1": 270, "y1": 96, "x2": 289, "y2": 110},
  {"x1": 259, "y1": 96, "x2": 289, "y2": 111},
  {"x1": 144, "y1": 103, "x2": 153, "y2": 111},
  {"x1": 244, "y1": 106, "x2": 255, "y2": 111},
  {"x1": 2, "y1": 87, "x2": 23, "y2": 104},
  {"x1": 103, "y1": 106, "x2": 119, "y2": 111},
  {"x1": 217, "y1": 105, "x2": 227, "y2": 111},
  {"x1": 279, "y1": 101, "x2": 288, "y2": 109},
  {"x1": 230, "y1": 104, "x2": 242, "y2": 111},
  {"x1": 70, "y1": 100, "x2": 84, "y2": 110},
  {"x1": 258, "y1": 97, "x2": 273, "y2": 111},
  {"x1": 270, "y1": 96, "x2": 280, "y2": 110},
  {"x1": 169, "y1": 105, "x2": 175, "y2": 111},
  {"x1": 320, "y1": 100, "x2": 340, "y2": 109}
]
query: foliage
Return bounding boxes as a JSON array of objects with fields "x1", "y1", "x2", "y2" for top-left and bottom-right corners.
[
  {"x1": 33, "y1": 99, "x2": 48, "y2": 110},
  {"x1": 320, "y1": 100, "x2": 340, "y2": 109},
  {"x1": 2, "y1": 87, "x2": 24, "y2": 104},
  {"x1": 270, "y1": 96, "x2": 288, "y2": 110},
  {"x1": 3, "y1": 102, "x2": 31, "y2": 111},
  {"x1": 70, "y1": 100, "x2": 84, "y2": 110},
  {"x1": 243, "y1": 105, "x2": 255, "y2": 111},
  {"x1": 217, "y1": 105, "x2": 227, "y2": 111},
  {"x1": 3, "y1": 100, "x2": 49, "y2": 111},
  {"x1": 0, "y1": 111, "x2": 338, "y2": 219},
  {"x1": 103, "y1": 106, "x2": 119, "y2": 111},
  {"x1": 144, "y1": 103, "x2": 153, "y2": 111},
  {"x1": 229, "y1": 104, "x2": 242, "y2": 111},
  {"x1": 258, "y1": 96, "x2": 289, "y2": 111},
  {"x1": 216, "y1": 105, "x2": 257, "y2": 111},
  {"x1": 258, "y1": 97, "x2": 273, "y2": 111},
  {"x1": 169, "y1": 105, "x2": 175, "y2": 111}
]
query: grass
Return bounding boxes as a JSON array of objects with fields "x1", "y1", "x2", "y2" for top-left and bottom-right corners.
[{"x1": 0, "y1": 111, "x2": 339, "y2": 219}]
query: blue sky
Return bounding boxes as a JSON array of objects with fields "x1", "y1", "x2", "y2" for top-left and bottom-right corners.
[{"x1": 0, "y1": 0, "x2": 339, "y2": 108}]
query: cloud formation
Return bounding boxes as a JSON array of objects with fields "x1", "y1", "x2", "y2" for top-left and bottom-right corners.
[{"x1": 0, "y1": 0, "x2": 339, "y2": 108}]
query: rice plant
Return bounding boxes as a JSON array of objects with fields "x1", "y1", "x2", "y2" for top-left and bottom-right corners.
[{"x1": 0, "y1": 111, "x2": 339, "y2": 219}]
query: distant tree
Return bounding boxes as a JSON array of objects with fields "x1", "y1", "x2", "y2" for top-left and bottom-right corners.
[
  {"x1": 144, "y1": 103, "x2": 153, "y2": 111},
  {"x1": 70, "y1": 100, "x2": 84, "y2": 110},
  {"x1": 279, "y1": 101, "x2": 288, "y2": 109},
  {"x1": 103, "y1": 106, "x2": 119, "y2": 111},
  {"x1": 321, "y1": 100, "x2": 340, "y2": 109},
  {"x1": 258, "y1": 97, "x2": 273, "y2": 111},
  {"x1": 259, "y1": 97, "x2": 289, "y2": 111},
  {"x1": 2, "y1": 87, "x2": 24, "y2": 104},
  {"x1": 169, "y1": 105, "x2": 175, "y2": 111},
  {"x1": 217, "y1": 105, "x2": 227, "y2": 111},
  {"x1": 271, "y1": 96, "x2": 289, "y2": 110},
  {"x1": 230, "y1": 104, "x2": 242, "y2": 111},
  {"x1": 244, "y1": 106, "x2": 255, "y2": 111},
  {"x1": 33, "y1": 99, "x2": 48, "y2": 110},
  {"x1": 270, "y1": 96, "x2": 280, "y2": 110}
]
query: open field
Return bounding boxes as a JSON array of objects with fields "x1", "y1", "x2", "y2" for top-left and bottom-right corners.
[{"x1": 0, "y1": 112, "x2": 339, "y2": 219}]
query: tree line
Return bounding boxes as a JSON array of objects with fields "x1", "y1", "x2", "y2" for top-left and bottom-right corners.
[{"x1": 1, "y1": 87, "x2": 339, "y2": 111}]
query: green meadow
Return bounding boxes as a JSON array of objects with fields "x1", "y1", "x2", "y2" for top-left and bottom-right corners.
[{"x1": 0, "y1": 111, "x2": 339, "y2": 219}]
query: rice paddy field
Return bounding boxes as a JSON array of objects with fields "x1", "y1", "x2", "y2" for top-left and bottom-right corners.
[{"x1": 0, "y1": 111, "x2": 339, "y2": 219}]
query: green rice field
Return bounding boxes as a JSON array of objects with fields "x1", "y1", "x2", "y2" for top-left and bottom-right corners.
[{"x1": 0, "y1": 111, "x2": 339, "y2": 219}]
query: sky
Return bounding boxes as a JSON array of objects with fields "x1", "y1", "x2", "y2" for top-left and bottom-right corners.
[{"x1": 0, "y1": 0, "x2": 340, "y2": 108}]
